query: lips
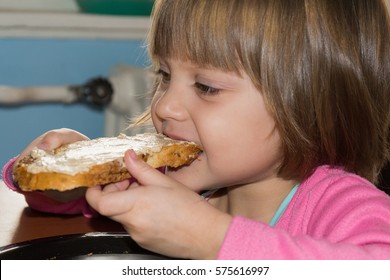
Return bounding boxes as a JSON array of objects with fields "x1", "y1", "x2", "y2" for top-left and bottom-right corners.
[
  {"x1": 163, "y1": 131, "x2": 195, "y2": 143},
  {"x1": 163, "y1": 132, "x2": 185, "y2": 141},
  {"x1": 162, "y1": 132, "x2": 203, "y2": 153}
]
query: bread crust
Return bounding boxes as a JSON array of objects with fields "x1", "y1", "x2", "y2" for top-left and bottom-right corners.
[{"x1": 13, "y1": 133, "x2": 202, "y2": 191}]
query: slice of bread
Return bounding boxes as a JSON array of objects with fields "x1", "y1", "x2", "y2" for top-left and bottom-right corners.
[{"x1": 13, "y1": 133, "x2": 202, "y2": 191}]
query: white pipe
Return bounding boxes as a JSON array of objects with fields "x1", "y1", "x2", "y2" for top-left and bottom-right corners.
[{"x1": 0, "y1": 85, "x2": 77, "y2": 104}]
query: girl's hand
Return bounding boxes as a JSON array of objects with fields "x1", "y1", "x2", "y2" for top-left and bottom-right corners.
[
  {"x1": 15, "y1": 128, "x2": 89, "y2": 164},
  {"x1": 86, "y1": 150, "x2": 232, "y2": 259},
  {"x1": 15, "y1": 128, "x2": 90, "y2": 203}
]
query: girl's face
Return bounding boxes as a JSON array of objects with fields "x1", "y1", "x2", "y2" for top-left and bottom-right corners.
[{"x1": 151, "y1": 58, "x2": 282, "y2": 192}]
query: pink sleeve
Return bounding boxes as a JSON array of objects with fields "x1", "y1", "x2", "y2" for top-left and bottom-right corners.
[
  {"x1": 217, "y1": 168, "x2": 390, "y2": 260},
  {"x1": 217, "y1": 216, "x2": 390, "y2": 259},
  {"x1": 1, "y1": 157, "x2": 98, "y2": 218}
]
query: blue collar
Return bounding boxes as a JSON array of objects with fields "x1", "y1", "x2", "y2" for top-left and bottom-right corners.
[
  {"x1": 269, "y1": 184, "x2": 299, "y2": 226},
  {"x1": 202, "y1": 183, "x2": 299, "y2": 226}
]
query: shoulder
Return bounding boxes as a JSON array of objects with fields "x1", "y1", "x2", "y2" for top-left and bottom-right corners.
[
  {"x1": 279, "y1": 165, "x2": 390, "y2": 236},
  {"x1": 298, "y1": 165, "x2": 386, "y2": 200}
]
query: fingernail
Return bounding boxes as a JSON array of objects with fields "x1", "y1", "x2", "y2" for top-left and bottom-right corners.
[
  {"x1": 126, "y1": 149, "x2": 138, "y2": 161},
  {"x1": 37, "y1": 143, "x2": 48, "y2": 150}
]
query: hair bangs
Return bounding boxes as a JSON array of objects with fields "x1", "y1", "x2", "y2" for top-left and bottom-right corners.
[{"x1": 149, "y1": 0, "x2": 259, "y2": 74}]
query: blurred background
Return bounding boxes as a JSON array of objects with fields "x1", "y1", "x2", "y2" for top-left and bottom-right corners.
[{"x1": 0, "y1": 0, "x2": 154, "y2": 167}]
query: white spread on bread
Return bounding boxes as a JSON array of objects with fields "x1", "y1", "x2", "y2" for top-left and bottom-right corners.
[{"x1": 26, "y1": 133, "x2": 195, "y2": 175}]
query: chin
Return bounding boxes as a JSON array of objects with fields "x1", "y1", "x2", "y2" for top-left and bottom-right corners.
[{"x1": 166, "y1": 166, "x2": 204, "y2": 192}]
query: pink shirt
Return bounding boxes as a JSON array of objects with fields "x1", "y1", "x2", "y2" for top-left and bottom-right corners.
[{"x1": 218, "y1": 166, "x2": 390, "y2": 259}]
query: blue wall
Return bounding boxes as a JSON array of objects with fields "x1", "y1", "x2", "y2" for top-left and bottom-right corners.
[{"x1": 0, "y1": 38, "x2": 149, "y2": 168}]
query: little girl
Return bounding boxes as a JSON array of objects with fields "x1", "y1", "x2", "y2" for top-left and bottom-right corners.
[{"x1": 3, "y1": 0, "x2": 390, "y2": 259}]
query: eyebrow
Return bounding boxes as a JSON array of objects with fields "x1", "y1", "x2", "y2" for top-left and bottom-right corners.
[{"x1": 195, "y1": 73, "x2": 243, "y2": 91}]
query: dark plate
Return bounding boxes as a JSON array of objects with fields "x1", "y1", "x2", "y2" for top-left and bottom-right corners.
[{"x1": 0, "y1": 232, "x2": 171, "y2": 260}]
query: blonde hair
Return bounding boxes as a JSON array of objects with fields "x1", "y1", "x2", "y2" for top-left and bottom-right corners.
[{"x1": 139, "y1": 0, "x2": 390, "y2": 182}]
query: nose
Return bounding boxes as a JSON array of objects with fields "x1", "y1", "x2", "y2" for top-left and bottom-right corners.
[{"x1": 152, "y1": 84, "x2": 188, "y2": 122}]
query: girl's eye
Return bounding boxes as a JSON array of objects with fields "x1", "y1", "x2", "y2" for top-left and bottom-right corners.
[
  {"x1": 156, "y1": 69, "x2": 171, "y2": 84},
  {"x1": 195, "y1": 83, "x2": 220, "y2": 96}
]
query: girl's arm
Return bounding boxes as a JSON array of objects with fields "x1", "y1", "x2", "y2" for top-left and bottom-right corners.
[{"x1": 218, "y1": 215, "x2": 390, "y2": 259}]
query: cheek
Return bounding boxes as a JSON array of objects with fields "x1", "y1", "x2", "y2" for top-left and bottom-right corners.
[
  {"x1": 196, "y1": 106, "x2": 282, "y2": 184},
  {"x1": 207, "y1": 130, "x2": 282, "y2": 185},
  {"x1": 150, "y1": 95, "x2": 162, "y2": 131}
]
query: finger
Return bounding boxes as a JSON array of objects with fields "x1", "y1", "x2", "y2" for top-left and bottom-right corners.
[
  {"x1": 16, "y1": 128, "x2": 89, "y2": 163},
  {"x1": 38, "y1": 128, "x2": 89, "y2": 150},
  {"x1": 102, "y1": 179, "x2": 131, "y2": 193},
  {"x1": 124, "y1": 149, "x2": 173, "y2": 187},
  {"x1": 86, "y1": 185, "x2": 142, "y2": 217}
]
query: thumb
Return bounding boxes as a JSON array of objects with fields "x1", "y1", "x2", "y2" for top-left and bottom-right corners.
[{"x1": 124, "y1": 149, "x2": 170, "y2": 186}]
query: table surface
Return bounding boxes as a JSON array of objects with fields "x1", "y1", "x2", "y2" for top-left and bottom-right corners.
[{"x1": 0, "y1": 181, "x2": 124, "y2": 248}]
